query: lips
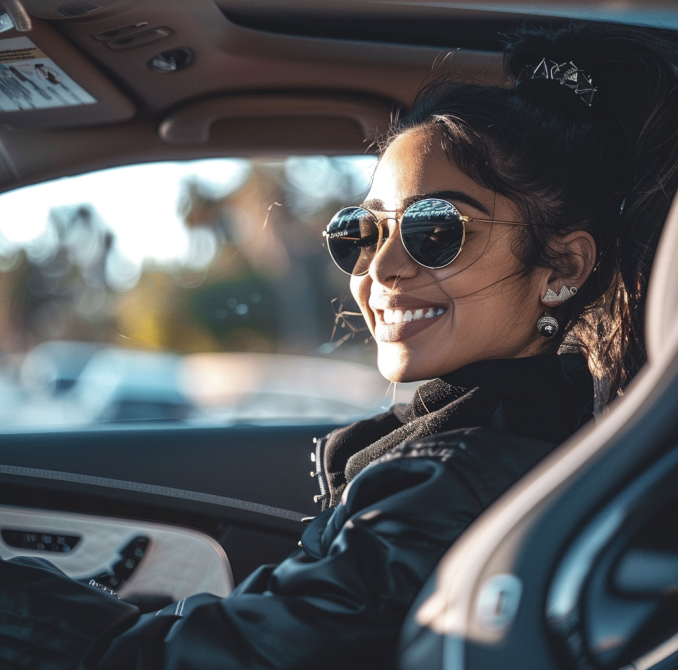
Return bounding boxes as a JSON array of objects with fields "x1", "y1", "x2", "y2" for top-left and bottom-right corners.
[{"x1": 369, "y1": 294, "x2": 448, "y2": 342}]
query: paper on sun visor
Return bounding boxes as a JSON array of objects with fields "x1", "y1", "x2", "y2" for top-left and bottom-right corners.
[{"x1": 0, "y1": 36, "x2": 96, "y2": 111}]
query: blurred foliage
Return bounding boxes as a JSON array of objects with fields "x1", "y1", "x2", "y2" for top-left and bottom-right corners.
[
  {"x1": 189, "y1": 276, "x2": 275, "y2": 348},
  {"x1": 0, "y1": 156, "x2": 374, "y2": 359}
]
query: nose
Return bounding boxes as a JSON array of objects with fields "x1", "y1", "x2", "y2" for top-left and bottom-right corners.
[{"x1": 369, "y1": 220, "x2": 419, "y2": 286}]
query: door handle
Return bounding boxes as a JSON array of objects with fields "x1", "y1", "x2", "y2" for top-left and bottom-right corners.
[{"x1": 81, "y1": 535, "x2": 149, "y2": 591}]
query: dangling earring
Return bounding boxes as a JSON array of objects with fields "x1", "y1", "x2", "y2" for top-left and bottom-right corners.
[
  {"x1": 536, "y1": 313, "x2": 559, "y2": 338},
  {"x1": 543, "y1": 286, "x2": 577, "y2": 303}
]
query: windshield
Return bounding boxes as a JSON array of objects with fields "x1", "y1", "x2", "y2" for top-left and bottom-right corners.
[{"x1": 0, "y1": 157, "x2": 419, "y2": 428}]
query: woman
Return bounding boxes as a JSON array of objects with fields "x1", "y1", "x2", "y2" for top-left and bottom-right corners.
[{"x1": 2, "y1": 20, "x2": 678, "y2": 670}]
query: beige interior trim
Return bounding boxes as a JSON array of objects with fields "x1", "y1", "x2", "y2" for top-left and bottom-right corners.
[
  {"x1": 0, "y1": 504, "x2": 234, "y2": 599},
  {"x1": 646, "y1": 194, "x2": 678, "y2": 360},
  {"x1": 159, "y1": 93, "x2": 394, "y2": 145}
]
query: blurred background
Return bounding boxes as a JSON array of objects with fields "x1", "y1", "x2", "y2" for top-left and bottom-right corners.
[{"x1": 0, "y1": 157, "x2": 419, "y2": 428}]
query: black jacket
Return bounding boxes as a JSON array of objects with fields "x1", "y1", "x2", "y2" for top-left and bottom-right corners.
[
  {"x1": 0, "y1": 354, "x2": 593, "y2": 670},
  {"x1": 315, "y1": 353, "x2": 593, "y2": 508}
]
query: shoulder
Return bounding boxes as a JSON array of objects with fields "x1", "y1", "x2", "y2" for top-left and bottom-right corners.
[
  {"x1": 305, "y1": 427, "x2": 556, "y2": 559},
  {"x1": 304, "y1": 430, "x2": 487, "y2": 559},
  {"x1": 362, "y1": 427, "x2": 558, "y2": 508}
]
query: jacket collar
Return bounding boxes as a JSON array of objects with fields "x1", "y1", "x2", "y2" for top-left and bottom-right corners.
[{"x1": 320, "y1": 353, "x2": 594, "y2": 508}]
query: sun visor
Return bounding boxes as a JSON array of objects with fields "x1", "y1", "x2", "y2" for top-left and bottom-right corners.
[{"x1": 0, "y1": 17, "x2": 134, "y2": 129}]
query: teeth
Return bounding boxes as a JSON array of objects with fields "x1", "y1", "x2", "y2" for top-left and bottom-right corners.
[{"x1": 382, "y1": 307, "x2": 446, "y2": 324}]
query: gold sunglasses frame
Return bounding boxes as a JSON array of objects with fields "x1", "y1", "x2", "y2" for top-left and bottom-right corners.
[{"x1": 323, "y1": 198, "x2": 530, "y2": 276}]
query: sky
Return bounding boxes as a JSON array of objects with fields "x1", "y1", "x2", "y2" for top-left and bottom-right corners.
[{"x1": 0, "y1": 159, "x2": 249, "y2": 265}]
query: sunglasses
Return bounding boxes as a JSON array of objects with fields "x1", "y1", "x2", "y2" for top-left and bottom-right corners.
[{"x1": 323, "y1": 198, "x2": 528, "y2": 276}]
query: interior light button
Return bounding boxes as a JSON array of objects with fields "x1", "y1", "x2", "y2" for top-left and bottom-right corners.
[{"x1": 148, "y1": 47, "x2": 194, "y2": 73}]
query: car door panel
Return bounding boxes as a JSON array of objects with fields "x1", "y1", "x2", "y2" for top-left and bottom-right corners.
[
  {"x1": 0, "y1": 505, "x2": 233, "y2": 601},
  {"x1": 0, "y1": 424, "x2": 334, "y2": 515},
  {"x1": 0, "y1": 423, "x2": 338, "y2": 585}
]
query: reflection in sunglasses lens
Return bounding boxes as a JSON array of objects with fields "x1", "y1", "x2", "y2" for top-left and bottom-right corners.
[
  {"x1": 326, "y1": 207, "x2": 379, "y2": 275},
  {"x1": 400, "y1": 199, "x2": 464, "y2": 269},
  {"x1": 326, "y1": 199, "x2": 464, "y2": 274}
]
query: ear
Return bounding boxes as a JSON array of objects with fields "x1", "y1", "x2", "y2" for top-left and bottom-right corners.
[{"x1": 538, "y1": 231, "x2": 597, "y2": 306}]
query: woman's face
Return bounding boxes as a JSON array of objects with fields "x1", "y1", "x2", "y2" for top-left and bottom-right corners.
[{"x1": 350, "y1": 129, "x2": 547, "y2": 382}]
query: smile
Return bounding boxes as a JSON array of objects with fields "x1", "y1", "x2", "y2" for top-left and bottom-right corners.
[
  {"x1": 373, "y1": 305, "x2": 447, "y2": 343},
  {"x1": 382, "y1": 307, "x2": 445, "y2": 324}
]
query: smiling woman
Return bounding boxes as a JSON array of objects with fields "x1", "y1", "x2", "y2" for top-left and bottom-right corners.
[
  {"x1": 346, "y1": 131, "x2": 593, "y2": 382},
  {"x1": 314, "y1": 21, "x2": 678, "y2": 501},
  {"x1": 316, "y1": 110, "x2": 598, "y2": 508}
]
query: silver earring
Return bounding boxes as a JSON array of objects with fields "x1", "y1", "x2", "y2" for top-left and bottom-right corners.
[
  {"x1": 543, "y1": 286, "x2": 577, "y2": 303},
  {"x1": 536, "y1": 314, "x2": 559, "y2": 338}
]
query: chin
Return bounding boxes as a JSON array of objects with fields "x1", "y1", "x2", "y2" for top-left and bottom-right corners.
[
  {"x1": 377, "y1": 353, "x2": 424, "y2": 384},
  {"x1": 377, "y1": 347, "x2": 464, "y2": 382}
]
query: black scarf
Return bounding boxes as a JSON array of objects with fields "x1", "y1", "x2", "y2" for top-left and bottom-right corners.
[{"x1": 323, "y1": 353, "x2": 594, "y2": 507}]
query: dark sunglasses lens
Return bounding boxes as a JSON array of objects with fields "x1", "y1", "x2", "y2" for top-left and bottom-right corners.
[
  {"x1": 400, "y1": 199, "x2": 464, "y2": 268},
  {"x1": 326, "y1": 207, "x2": 379, "y2": 275}
]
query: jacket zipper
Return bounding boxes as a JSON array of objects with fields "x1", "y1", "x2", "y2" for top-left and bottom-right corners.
[{"x1": 311, "y1": 435, "x2": 329, "y2": 512}]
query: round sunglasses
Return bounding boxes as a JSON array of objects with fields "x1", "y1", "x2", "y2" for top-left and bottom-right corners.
[{"x1": 323, "y1": 198, "x2": 528, "y2": 276}]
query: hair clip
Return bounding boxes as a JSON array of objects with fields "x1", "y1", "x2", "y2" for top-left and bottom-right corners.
[{"x1": 528, "y1": 58, "x2": 597, "y2": 106}]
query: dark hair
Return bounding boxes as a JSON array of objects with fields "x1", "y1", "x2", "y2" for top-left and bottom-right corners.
[{"x1": 382, "y1": 21, "x2": 678, "y2": 403}]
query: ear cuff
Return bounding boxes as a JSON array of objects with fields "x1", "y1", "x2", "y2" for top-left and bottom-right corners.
[
  {"x1": 538, "y1": 286, "x2": 578, "y2": 337},
  {"x1": 543, "y1": 286, "x2": 577, "y2": 303}
]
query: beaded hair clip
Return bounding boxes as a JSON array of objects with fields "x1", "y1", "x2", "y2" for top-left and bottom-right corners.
[{"x1": 519, "y1": 58, "x2": 598, "y2": 106}]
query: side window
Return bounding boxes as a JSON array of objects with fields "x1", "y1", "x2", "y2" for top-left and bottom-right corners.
[{"x1": 0, "y1": 158, "x2": 417, "y2": 428}]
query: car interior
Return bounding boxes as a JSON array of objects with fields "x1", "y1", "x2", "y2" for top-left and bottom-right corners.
[{"x1": 0, "y1": 0, "x2": 678, "y2": 668}]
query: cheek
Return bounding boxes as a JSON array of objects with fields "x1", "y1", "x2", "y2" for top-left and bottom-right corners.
[
  {"x1": 351, "y1": 275, "x2": 374, "y2": 334},
  {"x1": 350, "y1": 275, "x2": 372, "y2": 320},
  {"x1": 429, "y1": 247, "x2": 528, "y2": 333},
  {"x1": 434, "y1": 233, "x2": 521, "y2": 297}
]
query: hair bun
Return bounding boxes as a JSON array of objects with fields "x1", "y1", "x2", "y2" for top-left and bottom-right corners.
[
  {"x1": 516, "y1": 58, "x2": 597, "y2": 106},
  {"x1": 504, "y1": 22, "x2": 678, "y2": 137}
]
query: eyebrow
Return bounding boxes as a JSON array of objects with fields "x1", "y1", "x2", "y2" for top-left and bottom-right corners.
[{"x1": 360, "y1": 190, "x2": 491, "y2": 217}]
